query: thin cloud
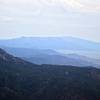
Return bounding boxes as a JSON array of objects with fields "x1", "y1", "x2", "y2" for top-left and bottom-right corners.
[
  {"x1": 0, "y1": 0, "x2": 100, "y2": 12},
  {"x1": 62, "y1": 0, "x2": 100, "y2": 12},
  {"x1": 0, "y1": 0, "x2": 100, "y2": 42}
]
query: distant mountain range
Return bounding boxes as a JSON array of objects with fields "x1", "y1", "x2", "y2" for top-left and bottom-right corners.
[
  {"x1": 0, "y1": 37, "x2": 100, "y2": 67},
  {"x1": 0, "y1": 48, "x2": 100, "y2": 100},
  {"x1": 0, "y1": 37, "x2": 100, "y2": 51},
  {"x1": 2, "y1": 47, "x2": 100, "y2": 67}
]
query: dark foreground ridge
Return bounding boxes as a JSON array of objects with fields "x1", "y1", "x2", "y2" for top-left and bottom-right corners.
[{"x1": 0, "y1": 48, "x2": 100, "y2": 100}]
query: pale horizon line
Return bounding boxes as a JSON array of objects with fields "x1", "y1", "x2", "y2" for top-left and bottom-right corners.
[{"x1": 0, "y1": 35, "x2": 100, "y2": 43}]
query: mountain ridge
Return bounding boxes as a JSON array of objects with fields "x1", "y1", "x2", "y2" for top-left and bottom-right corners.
[{"x1": 0, "y1": 37, "x2": 100, "y2": 51}]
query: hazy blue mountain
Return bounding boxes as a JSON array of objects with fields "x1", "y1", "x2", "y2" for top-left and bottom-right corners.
[
  {"x1": 0, "y1": 37, "x2": 100, "y2": 51},
  {"x1": 66, "y1": 54, "x2": 100, "y2": 67},
  {"x1": 2, "y1": 47, "x2": 99, "y2": 67},
  {"x1": 0, "y1": 48, "x2": 100, "y2": 100},
  {"x1": 0, "y1": 37, "x2": 100, "y2": 67},
  {"x1": 23, "y1": 54, "x2": 99, "y2": 67},
  {"x1": 2, "y1": 47, "x2": 59, "y2": 57}
]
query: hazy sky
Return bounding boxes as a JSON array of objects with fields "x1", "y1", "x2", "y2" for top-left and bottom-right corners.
[{"x1": 0, "y1": 0, "x2": 100, "y2": 42}]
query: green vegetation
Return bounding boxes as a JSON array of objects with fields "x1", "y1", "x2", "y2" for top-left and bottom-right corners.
[{"x1": 0, "y1": 48, "x2": 100, "y2": 100}]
